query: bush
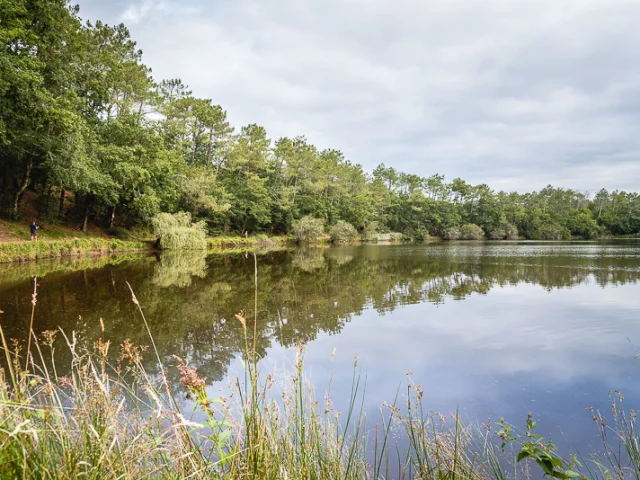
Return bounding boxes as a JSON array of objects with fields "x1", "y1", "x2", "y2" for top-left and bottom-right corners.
[
  {"x1": 361, "y1": 221, "x2": 380, "y2": 242},
  {"x1": 402, "y1": 227, "x2": 430, "y2": 242},
  {"x1": 539, "y1": 223, "x2": 571, "y2": 240},
  {"x1": 442, "y1": 226, "x2": 460, "y2": 241},
  {"x1": 329, "y1": 221, "x2": 358, "y2": 243},
  {"x1": 459, "y1": 224, "x2": 485, "y2": 240},
  {"x1": 389, "y1": 232, "x2": 404, "y2": 242},
  {"x1": 292, "y1": 216, "x2": 324, "y2": 244},
  {"x1": 151, "y1": 212, "x2": 207, "y2": 250},
  {"x1": 489, "y1": 222, "x2": 519, "y2": 240},
  {"x1": 107, "y1": 227, "x2": 132, "y2": 240}
]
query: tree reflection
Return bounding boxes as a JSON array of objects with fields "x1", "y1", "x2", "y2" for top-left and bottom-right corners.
[
  {"x1": 152, "y1": 251, "x2": 208, "y2": 288},
  {"x1": 1, "y1": 243, "x2": 639, "y2": 390}
]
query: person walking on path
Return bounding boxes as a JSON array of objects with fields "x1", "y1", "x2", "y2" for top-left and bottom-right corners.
[{"x1": 30, "y1": 220, "x2": 39, "y2": 241}]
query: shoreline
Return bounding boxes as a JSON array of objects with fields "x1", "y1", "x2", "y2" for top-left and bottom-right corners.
[{"x1": 1, "y1": 234, "x2": 637, "y2": 265}]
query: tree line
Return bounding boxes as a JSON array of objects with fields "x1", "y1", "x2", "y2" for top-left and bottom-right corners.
[{"x1": 2, "y1": 0, "x2": 640, "y2": 240}]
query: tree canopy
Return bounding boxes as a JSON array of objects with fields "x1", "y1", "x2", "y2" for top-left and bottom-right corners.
[{"x1": 1, "y1": 0, "x2": 638, "y2": 239}]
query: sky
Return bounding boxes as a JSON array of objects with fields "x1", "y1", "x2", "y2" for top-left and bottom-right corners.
[{"x1": 75, "y1": 0, "x2": 640, "y2": 193}]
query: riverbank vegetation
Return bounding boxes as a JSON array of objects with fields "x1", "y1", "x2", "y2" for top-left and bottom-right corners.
[
  {"x1": 0, "y1": 238, "x2": 148, "y2": 263},
  {"x1": 3, "y1": 1, "x2": 640, "y2": 243}
]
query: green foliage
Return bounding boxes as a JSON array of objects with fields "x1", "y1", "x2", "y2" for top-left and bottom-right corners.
[
  {"x1": 361, "y1": 221, "x2": 381, "y2": 242},
  {"x1": 1, "y1": 0, "x2": 639, "y2": 241},
  {"x1": 292, "y1": 215, "x2": 324, "y2": 244},
  {"x1": 389, "y1": 232, "x2": 404, "y2": 242},
  {"x1": 151, "y1": 212, "x2": 207, "y2": 250},
  {"x1": 498, "y1": 415, "x2": 586, "y2": 479},
  {"x1": 538, "y1": 223, "x2": 571, "y2": 241},
  {"x1": 402, "y1": 227, "x2": 430, "y2": 242},
  {"x1": 329, "y1": 220, "x2": 358, "y2": 243},
  {"x1": 489, "y1": 222, "x2": 519, "y2": 240},
  {"x1": 459, "y1": 223, "x2": 485, "y2": 240},
  {"x1": 107, "y1": 226, "x2": 133, "y2": 240},
  {"x1": 442, "y1": 226, "x2": 460, "y2": 241}
]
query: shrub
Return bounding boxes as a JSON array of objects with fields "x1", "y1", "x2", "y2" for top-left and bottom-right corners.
[
  {"x1": 539, "y1": 223, "x2": 571, "y2": 240},
  {"x1": 329, "y1": 221, "x2": 358, "y2": 243},
  {"x1": 489, "y1": 222, "x2": 519, "y2": 240},
  {"x1": 402, "y1": 227, "x2": 430, "y2": 242},
  {"x1": 292, "y1": 216, "x2": 324, "y2": 244},
  {"x1": 459, "y1": 224, "x2": 485, "y2": 240},
  {"x1": 361, "y1": 221, "x2": 380, "y2": 242},
  {"x1": 151, "y1": 212, "x2": 207, "y2": 250},
  {"x1": 107, "y1": 226, "x2": 132, "y2": 240},
  {"x1": 442, "y1": 226, "x2": 460, "y2": 241}
]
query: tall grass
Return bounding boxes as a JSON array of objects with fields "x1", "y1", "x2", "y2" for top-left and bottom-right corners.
[{"x1": 0, "y1": 238, "x2": 148, "y2": 263}]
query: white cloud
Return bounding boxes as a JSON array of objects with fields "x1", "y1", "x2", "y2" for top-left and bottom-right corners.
[
  {"x1": 77, "y1": 0, "x2": 640, "y2": 192},
  {"x1": 120, "y1": 0, "x2": 164, "y2": 24}
]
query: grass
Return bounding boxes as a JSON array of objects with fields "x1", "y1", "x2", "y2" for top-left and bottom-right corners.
[
  {"x1": 0, "y1": 238, "x2": 150, "y2": 263},
  {"x1": 0, "y1": 218, "x2": 109, "y2": 242},
  {"x1": 0, "y1": 304, "x2": 502, "y2": 479}
]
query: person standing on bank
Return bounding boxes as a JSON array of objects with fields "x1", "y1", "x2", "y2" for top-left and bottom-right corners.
[{"x1": 30, "y1": 220, "x2": 39, "y2": 241}]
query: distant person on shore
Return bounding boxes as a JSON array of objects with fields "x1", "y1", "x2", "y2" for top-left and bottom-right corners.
[{"x1": 30, "y1": 220, "x2": 39, "y2": 241}]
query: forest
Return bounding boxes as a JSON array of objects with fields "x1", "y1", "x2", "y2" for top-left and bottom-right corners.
[{"x1": 2, "y1": 0, "x2": 640, "y2": 241}]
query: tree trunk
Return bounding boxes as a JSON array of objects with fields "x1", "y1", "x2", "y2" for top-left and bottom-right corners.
[
  {"x1": 109, "y1": 206, "x2": 116, "y2": 229},
  {"x1": 59, "y1": 189, "x2": 66, "y2": 216},
  {"x1": 82, "y1": 198, "x2": 91, "y2": 233},
  {"x1": 13, "y1": 159, "x2": 33, "y2": 216}
]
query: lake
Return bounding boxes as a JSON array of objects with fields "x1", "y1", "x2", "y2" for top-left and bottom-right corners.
[{"x1": 1, "y1": 240, "x2": 640, "y2": 460}]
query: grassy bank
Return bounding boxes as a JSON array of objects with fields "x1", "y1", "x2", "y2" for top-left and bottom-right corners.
[{"x1": 0, "y1": 238, "x2": 150, "y2": 263}]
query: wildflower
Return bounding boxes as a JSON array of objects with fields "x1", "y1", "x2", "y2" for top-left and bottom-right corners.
[
  {"x1": 40, "y1": 329, "x2": 58, "y2": 347},
  {"x1": 59, "y1": 376, "x2": 73, "y2": 388},
  {"x1": 235, "y1": 311, "x2": 247, "y2": 330},
  {"x1": 172, "y1": 355, "x2": 206, "y2": 390},
  {"x1": 119, "y1": 339, "x2": 148, "y2": 364},
  {"x1": 94, "y1": 338, "x2": 111, "y2": 358}
]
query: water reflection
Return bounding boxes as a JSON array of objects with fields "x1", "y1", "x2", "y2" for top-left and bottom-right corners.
[
  {"x1": 1, "y1": 241, "x2": 640, "y2": 447},
  {"x1": 152, "y1": 250, "x2": 208, "y2": 288}
]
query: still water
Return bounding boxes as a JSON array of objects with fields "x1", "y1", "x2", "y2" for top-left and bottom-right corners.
[{"x1": 1, "y1": 241, "x2": 640, "y2": 456}]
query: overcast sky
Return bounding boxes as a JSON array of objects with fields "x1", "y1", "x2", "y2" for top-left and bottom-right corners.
[{"x1": 75, "y1": 0, "x2": 640, "y2": 193}]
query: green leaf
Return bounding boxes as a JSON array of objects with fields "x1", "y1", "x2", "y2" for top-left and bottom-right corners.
[
  {"x1": 538, "y1": 458, "x2": 555, "y2": 475},
  {"x1": 563, "y1": 471, "x2": 582, "y2": 479}
]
